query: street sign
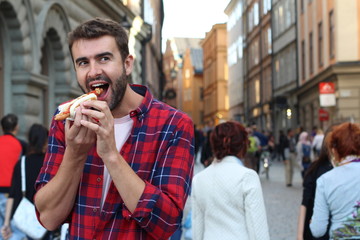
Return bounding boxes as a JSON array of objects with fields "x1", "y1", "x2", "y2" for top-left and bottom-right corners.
[
  {"x1": 319, "y1": 108, "x2": 329, "y2": 121},
  {"x1": 319, "y1": 82, "x2": 336, "y2": 107},
  {"x1": 319, "y1": 82, "x2": 335, "y2": 94}
]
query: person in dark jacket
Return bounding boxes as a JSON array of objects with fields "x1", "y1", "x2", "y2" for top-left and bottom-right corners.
[
  {"x1": 1, "y1": 124, "x2": 50, "y2": 239},
  {"x1": 297, "y1": 126, "x2": 334, "y2": 240}
]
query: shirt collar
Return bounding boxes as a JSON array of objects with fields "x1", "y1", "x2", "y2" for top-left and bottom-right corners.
[
  {"x1": 214, "y1": 155, "x2": 244, "y2": 166},
  {"x1": 128, "y1": 84, "x2": 154, "y2": 121}
]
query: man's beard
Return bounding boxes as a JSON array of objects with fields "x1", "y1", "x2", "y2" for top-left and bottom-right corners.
[{"x1": 108, "y1": 71, "x2": 128, "y2": 111}]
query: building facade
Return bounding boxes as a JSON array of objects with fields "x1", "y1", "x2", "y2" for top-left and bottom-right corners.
[
  {"x1": 181, "y1": 48, "x2": 204, "y2": 127},
  {"x1": 162, "y1": 37, "x2": 202, "y2": 109},
  {"x1": 243, "y1": 0, "x2": 272, "y2": 131},
  {"x1": 296, "y1": 0, "x2": 360, "y2": 131},
  {"x1": 0, "y1": 0, "x2": 163, "y2": 138},
  {"x1": 272, "y1": 0, "x2": 298, "y2": 139},
  {"x1": 225, "y1": 0, "x2": 245, "y2": 123},
  {"x1": 202, "y1": 23, "x2": 229, "y2": 126}
]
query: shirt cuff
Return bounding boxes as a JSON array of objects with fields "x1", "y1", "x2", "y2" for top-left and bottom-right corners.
[{"x1": 122, "y1": 181, "x2": 161, "y2": 220}]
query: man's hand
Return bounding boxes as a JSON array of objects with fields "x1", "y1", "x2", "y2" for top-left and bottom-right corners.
[
  {"x1": 79, "y1": 100, "x2": 118, "y2": 160},
  {"x1": 65, "y1": 106, "x2": 96, "y2": 159}
]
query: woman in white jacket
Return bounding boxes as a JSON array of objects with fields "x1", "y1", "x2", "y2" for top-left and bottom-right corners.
[{"x1": 191, "y1": 121, "x2": 269, "y2": 240}]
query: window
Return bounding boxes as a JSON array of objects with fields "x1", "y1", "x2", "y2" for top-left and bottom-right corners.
[
  {"x1": 254, "y1": 2, "x2": 259, "y2": 26},
  {"x1": 255, "y1": 79, "x2": 260, "y2": 104},
  {"x1": 301, "y1": 40, "x2": 306, "y2": 80},
  {"x1": 228, "y1": 43, "x2": 237, "y2": 67},
  {"x1": 249, "y1": 40, "x2": 260, "y2": 69},
  {"x1": 263, "y1": 0, "x2": 271, "y2": 15},
  {"x1": 309, "y1": 32, "x2": 313, "y2": 74},
  {"x1": 267, "y1": 28, "x2": 272, "y2": 54},
  {"x1": 144, "y1": 0, "x2": 154, "y2": 25},
  {"x1": 227, "y1": 1, "x2": 242, "y2": 31},
  {"x1": 318, "y1": 22, "x2": 323, "y2": 66},
  {"x1": 262, "y1": 26, "x2": 272, "y2": 56},
  {"x1": 237, "y1": 36, "x2": 243, "y2": 59},
  {"x1": 248, "y1": 2, "x2": 260, "y2": 32},
  {"x1": 329, "y1": 10, "x2": 335, "y2": 58}
]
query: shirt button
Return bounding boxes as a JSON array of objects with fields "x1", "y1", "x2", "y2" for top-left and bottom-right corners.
[
  {"x1": 93, "y1": 208, "x2": 97, "y2": 213},
  {"x1": 130, "y1": 111, "x2": 136, "y2": 117},
  {"x1": 97, "y1": 177, "x2": 101, "y2": 182}
]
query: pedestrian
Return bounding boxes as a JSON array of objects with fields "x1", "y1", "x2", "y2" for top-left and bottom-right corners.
[
  {"x1": 310, "y1": 122, "x2": 360, "y2": 239},
  {"x1": 296, "y1": 126, "x2": 333, "y2": 240},
  {"x1": 200, "y1": 129, "x2": 213, "y2": 168},
  {"x1": 311, "y1": 128, "x2": 324, "y2": 158},
  {"x1": 244, "y1": 127, "x2": 260, "y2": 172},
  {"x1": 278, "y1": 130, "x2": 287, "y2": 161},
  {"x1": 1, "y1": 124, "x2": 53, "y2": 240},
  {"x1": 284, "y1": 128, "x2": 297, "y2": 187},
  {"x1": 296, "y1": 131, "x2": 312, "y2": 178},
  {"x1": 0, "y1": 114, "x2": 27, "y2": 230},
  {"x1": 191, "y1": 121, "x2": 269, "y2": 240},
  {"x1": 34, "y1": 17, "x2": 194, "y2": 239}
]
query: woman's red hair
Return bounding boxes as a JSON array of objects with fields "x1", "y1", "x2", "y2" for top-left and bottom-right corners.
[
  {"x1": 210, "y1": 121, "x2": 249, "y2": 160},
  {"x1": 326, "y1": 122, "x2": 360, "y2": 159}
]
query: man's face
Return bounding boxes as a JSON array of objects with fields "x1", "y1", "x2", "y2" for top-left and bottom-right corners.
[{"x1": 71, "y1": 35, "x2": 133, "y2": 111}]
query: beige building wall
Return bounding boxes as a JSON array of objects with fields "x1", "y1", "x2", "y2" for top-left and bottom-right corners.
[
  {"x1": 202, "y1": 24, "x2": 229, "y2": 126},
  {"x1": 296, "y1": 0, "x2": 360, "y2": 129},
  {"x1": 335, "y1": 0, "x2": 359, "y2": 61}
]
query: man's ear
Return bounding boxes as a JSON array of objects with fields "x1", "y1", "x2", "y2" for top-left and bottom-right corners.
[{"x1": 124, "y1": 54, "x2": 134, "y2": 76}]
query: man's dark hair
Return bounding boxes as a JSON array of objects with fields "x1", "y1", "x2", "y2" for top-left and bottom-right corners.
[
  {"x1": 68, "y1": 17, "x2": 129, "y2": 62},
  {"x1": 1, "y1": 113, "x2": 18, "y2": 133}
]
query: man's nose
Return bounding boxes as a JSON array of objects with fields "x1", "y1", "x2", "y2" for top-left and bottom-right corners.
[{"x1": 88, "y1": 62, "x2": 101, "y2": 78}]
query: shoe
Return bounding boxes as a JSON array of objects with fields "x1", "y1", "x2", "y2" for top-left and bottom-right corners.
[{"x1": 286, "y1": 184, "x2": 292, "y2": 187}]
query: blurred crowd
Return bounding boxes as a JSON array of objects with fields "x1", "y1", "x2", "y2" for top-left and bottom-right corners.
[
  {"x1": 172, "y1": 121, "x2": 360, "y2": 240},
  {"x1": 1, "y1": 112, "x2": 359, "y2": 240},
  {"x1": 0, "y1": 114, "x2": 64, "y2": 240}
]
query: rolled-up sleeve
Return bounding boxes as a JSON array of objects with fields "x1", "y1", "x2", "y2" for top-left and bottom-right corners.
[{"x1": 123, "y1": 116, "x2": 195, "y2": 239}]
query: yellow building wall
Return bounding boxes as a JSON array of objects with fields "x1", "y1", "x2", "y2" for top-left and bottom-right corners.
[
  {"x1": 335, "y1": 0, "x2": 359, "y2": 61},
  {"x1": 202, "y1": 24, "x2": 228, "y2": 126}
]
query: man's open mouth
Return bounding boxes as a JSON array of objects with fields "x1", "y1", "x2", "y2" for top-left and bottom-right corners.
[{"x1": 90, "y1": 82, "x2": 109, "y2": 98}]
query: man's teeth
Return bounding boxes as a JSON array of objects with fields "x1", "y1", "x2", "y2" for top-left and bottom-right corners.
[{"x1": 92, "y1": 83, "x2": 105, "y2": 87}]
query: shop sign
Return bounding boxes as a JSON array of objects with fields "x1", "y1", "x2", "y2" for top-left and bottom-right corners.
[
  {"x1": 319, "y1": 82, "x2": 336, "y2": 107},
  {"x1": 319, "y1": 108, "x2": 329, "y2": 121}
]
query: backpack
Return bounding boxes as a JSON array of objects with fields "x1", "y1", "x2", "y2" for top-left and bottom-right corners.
[
  {"x1": 248, "y1": 136, "x2": 258, "y2": 153},
  {"x1": 302, "y1": 144, "x2": 311, "y2": 163}
]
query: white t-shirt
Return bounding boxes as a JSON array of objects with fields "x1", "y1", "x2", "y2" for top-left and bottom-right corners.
[{"x1": 101, "y1": 114, "x2": 133, "y2": 209}]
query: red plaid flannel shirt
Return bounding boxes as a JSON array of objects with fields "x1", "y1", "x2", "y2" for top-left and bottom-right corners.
[{"x1": 36, "y1": 85, "x2": 194, "y2": 239}]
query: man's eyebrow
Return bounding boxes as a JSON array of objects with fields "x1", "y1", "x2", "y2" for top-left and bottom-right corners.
[
  {"x1": 95, "y1": 52, "x2": 114, "y2": 59},
  {"x1": 74, "y1": 52, "x2": 114, "y2": 65},
  {"x1": 75, "y1": 57, "x2": 87, "y2": 65}
]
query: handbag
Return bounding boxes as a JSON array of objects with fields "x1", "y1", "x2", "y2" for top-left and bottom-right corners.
[{"x1": 13, "y1": 156, "x2": 47, "y2": 239}]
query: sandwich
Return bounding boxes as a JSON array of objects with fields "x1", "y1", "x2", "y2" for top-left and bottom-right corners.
[{"x1": 54, "y1": 88, "x2": 103, "y2": 121}]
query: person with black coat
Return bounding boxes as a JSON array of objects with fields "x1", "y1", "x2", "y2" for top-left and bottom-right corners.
[
  {"x1": 297, "y1": 126, "x2": 333, "y2": 240},
  {"x1": 1, "y1": 124, "x2": 51, "y2": 239}
]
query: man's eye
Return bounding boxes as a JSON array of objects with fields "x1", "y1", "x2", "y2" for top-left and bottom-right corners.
[
  {"x1": 78, "y1": 61, "x2": 88, "y2": 67},
  {"x1": 100, "y1": 56, "x2": 110, "y2": 62}
]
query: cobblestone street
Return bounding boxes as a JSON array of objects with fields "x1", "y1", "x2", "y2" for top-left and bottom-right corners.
[
  {"x1": 184, "y1": 157, "x2": 304, "y2": 240},
  {"x1": 260, "y1": 160, "x2": 303, "y2": 240}
]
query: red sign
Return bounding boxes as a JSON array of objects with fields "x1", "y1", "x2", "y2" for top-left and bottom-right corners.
[
  {"x1": 319, "y1": 109, "x2": 329, "y2": 121},
  {"x1": 319, "y1": 82, "x2": 335, "y2": 94}
]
